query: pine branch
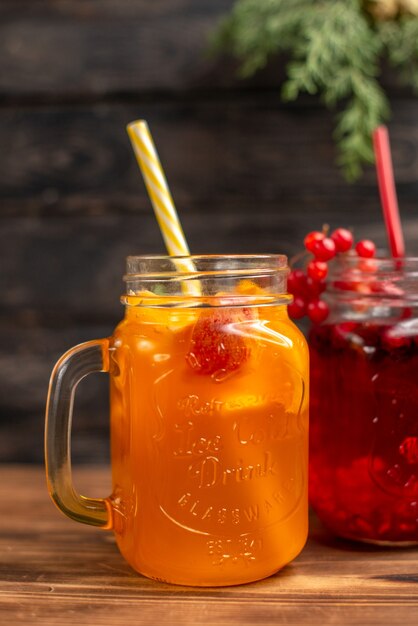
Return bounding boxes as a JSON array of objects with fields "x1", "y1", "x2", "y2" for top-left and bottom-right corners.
[
  {"x1": 379, "y1": 17, "x2": 418, "y2": 92},
  {"x1": 335, "y1": 75, "x2": 390, "y2": 180},
  {"x1": 281, "y1": 1, "x2": 389, "y2": 180},
  {"x1": 211, "y1": 0, "x2": 316, "y2": 76},
  {"x1": 212, "y1": 0, "x2": 393, "y2": 180}
]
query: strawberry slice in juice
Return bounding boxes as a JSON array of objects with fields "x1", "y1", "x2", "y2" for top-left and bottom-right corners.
[{"x1": 186, "y1": 307, "x2": 253, "y2": 376}]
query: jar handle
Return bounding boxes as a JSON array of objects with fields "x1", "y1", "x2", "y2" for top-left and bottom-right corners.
[{"x1": 45, "y1": 339, "x2": 112, "y2": 528}]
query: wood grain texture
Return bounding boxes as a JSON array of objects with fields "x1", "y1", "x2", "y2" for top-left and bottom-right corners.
[
  {"x1": 0, "y1": 0, "x2": 407, "y2": 101},
  {"x1": 1, "y1": 95, "x2": 418, "y2": 461},
  {"x1": 1, "y1": 0, "x2": 418, "y2": 462},
  {"x1": 0, "y1": 0, "x2": 239, "y2": 98},
  {"x1": 1, "y1": 99, "x2": 418, "y2": 319},
  {"x1": 2, "y1": 97, "x2": 418, "y2": 219},
  {"x1": 0, "y1": 466, "x2": 417, "y2": 625}
]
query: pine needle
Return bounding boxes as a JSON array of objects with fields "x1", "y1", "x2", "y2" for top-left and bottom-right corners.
[{"x1": 212, "y1": 0, "x2": 418, "y2": 181}]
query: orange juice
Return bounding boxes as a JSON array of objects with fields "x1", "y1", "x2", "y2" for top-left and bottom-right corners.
[
  {"x1": 45, "y1": 254, "x2": 309, "y2": 586},
  {"x1": 109, "y1": 296, "x2": 308, "y2": 586}
]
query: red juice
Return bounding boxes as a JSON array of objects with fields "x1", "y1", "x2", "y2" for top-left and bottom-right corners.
[{"x1": 309, "y1": 321, "x2": 418, "y2": 544}]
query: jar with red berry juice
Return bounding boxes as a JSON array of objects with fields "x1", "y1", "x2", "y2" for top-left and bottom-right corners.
[{"x1": 309, "y1": 254, "x2": 418, "y2": 545}]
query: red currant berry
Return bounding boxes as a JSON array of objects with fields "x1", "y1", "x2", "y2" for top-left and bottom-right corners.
[
  {"x1": 331, "y1": 322, "x2": 358, "y2": 348},
  {"x1": 401, "y1": 307, "x2": 413, "y2": 320},
  {"x1": 288, "y1": 296, "x2": 306, "y2": 320},
  {"x1": 307, "y1": 260, "x2": 328, "y2": 281},
  {"x1": 312, "y1": 237, "x2": 336, "y2": 262},
  {"x1": 369, "y1": 280, "x2": 404, "y2": 297},
  {"x1": 356, "y1": 239, "x2": 376, "y2": 258},
  {"x1": 331, "y1": 228, "x2": 353, "y2": 253},
  {"x1": 304, "y1": 231, "x2": 324, "y2": 253},
  {"x1": 287, "y1": 269, "x2": 307, "y2": 295},
  {"x1": 334, "y1": 279, "x2": 357, "y2": 292},
  {"x1": 358, "y1": 258, "x2": 377, "y2": 274},
  {"x1": 306, "y1": 276, "x2": 326, "y2": 297},
  {"x1": 382, "y1": 328, "x2": 410, "y2": 350},
  {"x1": 399, "y1": 437, "x2": 418, "y2": 465},
  {"x1": 307, "y1": 299, "x2": 330, "y2": 324}
]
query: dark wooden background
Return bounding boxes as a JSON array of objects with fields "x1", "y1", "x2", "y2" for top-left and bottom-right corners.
[{"x1": 1, "y1": 0, "x2": 418, "y2": 463}]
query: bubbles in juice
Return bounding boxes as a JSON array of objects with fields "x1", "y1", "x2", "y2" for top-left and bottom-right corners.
[{"x1": 109, "y1": 302, "x2": 308, "y2": 585}]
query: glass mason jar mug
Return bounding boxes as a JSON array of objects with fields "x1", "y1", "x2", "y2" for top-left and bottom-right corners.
[
  {"x1": 45, "y1": 255, "x2": 309, "y2": 586},
  {"x1": 309, "y1": 255, "x2": 418, "y2": 545}
]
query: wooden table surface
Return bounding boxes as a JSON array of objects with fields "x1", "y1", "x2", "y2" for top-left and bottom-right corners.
[{"x1": 0, "y1": 466, "x2": 417, "y2": 625}]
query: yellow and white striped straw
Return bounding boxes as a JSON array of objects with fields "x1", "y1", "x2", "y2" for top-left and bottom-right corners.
[
  {"x1": 127, "y1": 119, "x2": 200, "y2": 296},
  {"x1": 127, "y1": 120, "x2": 190, "y2": 256}
]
